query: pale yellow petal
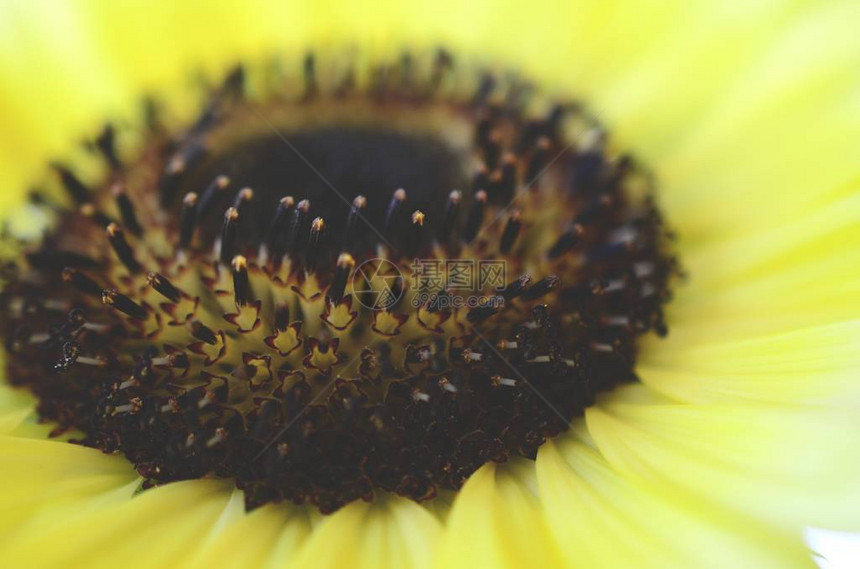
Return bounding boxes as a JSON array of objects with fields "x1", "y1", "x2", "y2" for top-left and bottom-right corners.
[
  {"x1": 586, "y1": 403, "x2": 860, "y2": 531},
  {"x1": 537, "y1": 434, "x2": 817, "y2": 568},
  {"x1": 435, "y1": 459, "x2": 563, "y2": 569},
  {"x1": 639, "y1": 320, "x2": 860, "y2": 406},
  {"x1": 186, "y1": 490, "x2": 314, "y2": 569},
  {"x1": 290, "y1": 494, "x2": 442, "y2": 569},
  {"x1": 1, "y1": 478, "x2": 238, "y2": 569},
  {"x1": 0, "y1": 436, "x2": 137, "y2": 539}
]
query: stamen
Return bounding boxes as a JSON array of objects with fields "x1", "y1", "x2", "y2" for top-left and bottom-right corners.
[
  {"x1": 112, "y1": 184, "x2": 143, "y2": 237},
  {"x1": 384, "y1": 188, "x2": 407, "y2": 241},
  {"x1": 500, "y1": 211, "x2": 521, "y2": 254},
  {"x1": 102, "y1": 288, "x2": 148, "y2": 320},
  {"x1": 52, "y1": 164, "x2": 90, "y2": 204},
  {"x1": 147, "y1": 272, "x2": 184, "y2": 304},
  {"x1": 178, "y1": 192, "x2": 199, "y2": 250},
  {"x1": 439, "y1": 190, "x2": 461, "y2": 245},
  {"x1": 106, "y1": 223, "x2": 143, "y2": 274},
  {"x1": 329, "y1": 253, "x2": 354, "y2": 303},
  {"x1": 264, "y1": 196, "x2": 295, "y2": 259},
  {"x1": 463, "y1": 190, "x2": 487, "y2": 243},
  {"x1": 306, "y1": 218, "x2": 325, "y2": 272},
  {"x1": 62, "y1": 267, "x2": 102, "y2": 297},
  {"x1": 232, "y1": 256, "x2": 252, "y2": 306},
  {"x1": 198, "y1": 175, "x2": 231, "y2": 216},
  {"x1": 285, "y1": 199, "x2": 310, "y2": 260},
  {"x1": 342, "y1": 195, "x2": 366, "y2": 252},
  {"x1": 218, "y1": 207, "x2": 240, "y2": 265}
]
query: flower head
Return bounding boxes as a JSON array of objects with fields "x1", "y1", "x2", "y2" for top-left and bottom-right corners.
[{"x1": 0, "y1": 1, "x2": 859, "y2": 568}]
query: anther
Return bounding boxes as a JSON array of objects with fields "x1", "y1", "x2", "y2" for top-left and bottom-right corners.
[
  {"x1": 521, "y1": 274, "x2": 560, "y2": 301},
  {"x1": 500, "y1": 211, "x2": 521, "y2": 254},
  {"x1": 198, "y1": 175, "x2": 231, "y2": 216},
  {"x1": 106, "y1": 223, "x2": 143, "y2": 274},
  {"x1": 329, "y1": 253, "x2": 354, "y2": 303},
  {"x1": 406, "y1": 210, "x2": 425, "y2": 257},
  {"x1": 232, "y1": 187, "x2": 254, "y2": 217},
  {"x1": 232, "y1": 255, "x2": 252, "y2": 306},
  {"x1": 526, "y1": 137, "x2": 552, "y2": 183},
  {"x1": 285, "y1": 199, "x2": 311, "y2": 259},
  {"x1": 95, "y1": 124, "x2": 121, "y2": 169},
  {"x1": 463, "y1": 190, "x2": 487, "y2": 243},
  {"x1": 178, "y1": 192, "x2": 199, "y2": 250},
  {"x1": 439, "y1": 190, "x2": 461, "y2": 245},
  {"x1": 112, "y1": 184, "x2": 142, "y2": 236},
  {"x1": 306, "y1": 218, "x2": 325, "y2": 272},
  {"x1": 342, "y1": 195, "x2": 367, "y2": 252},
  {"x1": 52, "y1": 164, "x2": 90, "y2": 204},
  {"x1": 146, "y1": 272, "x2": 183, "y2": 304},
  {"x1": 219, "y1": 207, "x2": 240, "y2": 265},
  {"x1": 384, "y1": 189, "x2": 407, "y2": 241},
  {"x1": 62, "y1": 267, "x2": 102, "y2": 297},
  {"x1": 499, "y1": 274, "x2": 532, "y2": 301},
  {"x1": 264, "y1": 196, "x2": 295, "y2": 258},
  {"x1": 548, "y1": 223, "x2": 584, "y2": 259},
  {"x1": 490, "y1": 153, "x2": 517, "y2": 202},
  {"x1": 188, "y1": 320, "x2": 218, "y2": 345},
  {"x1": 102, "y1": 288, "x2": 148, "y2": 320}
]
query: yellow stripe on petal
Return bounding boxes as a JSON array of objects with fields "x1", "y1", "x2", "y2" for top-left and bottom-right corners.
[
  {"x1": 291, "y1": 494, "x2": 441, "y2": 569},
  {"x1": 186, "y1": 490, "x2": 313, "y2": 569},
  {"x1": 639, "y1": 320, "x2": 860, "y2": 406},
  {"x1": 0, "y1": 436, "x2": 138, "y2": 539},
  {"x1": 2, "y1": 478, "x2": 236, "y2": 569},
  {"x1": 586, "y1": 403, "x2": 860, "y2": 532},
  {"x1": 537, "y1": 434, "x2": 817, "y2": 568},
  {"x1": 435, "y1": 459, "x2": 563, "y2": 569}
]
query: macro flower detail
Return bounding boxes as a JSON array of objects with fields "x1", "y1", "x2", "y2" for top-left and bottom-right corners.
[
  {"x1": 2, "y1": 2, "x2": 859, "y2": 568},
  {"x1": 0, "y1": 51, "x2": 677, "y2": 514}
]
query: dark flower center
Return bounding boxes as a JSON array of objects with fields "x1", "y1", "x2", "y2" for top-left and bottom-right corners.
[{"x1": 0, "y1": 51, "x2": 678, "y2": 514}]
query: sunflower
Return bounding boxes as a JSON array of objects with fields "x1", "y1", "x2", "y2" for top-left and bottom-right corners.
[{"x1": 1, "y1": 0, "x2": 859, "y2": 568}]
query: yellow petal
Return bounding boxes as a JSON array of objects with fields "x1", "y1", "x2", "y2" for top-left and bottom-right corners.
[
  {"x1": 1, "y1": 478, "x2": 238, "y2": 569},
  {"x1": 0, "y1": 436, "x2": 137, "y2": 539},
  {"x1": 656, "y1": 0, "x2": 860, "y2": 241},
  {"x1": 435, "y1": 459, "x2": 563, "y2": 569},
  {"x1": 186, "y1": 490, "x2": 314, "y2": 569},
  {"x1": 291, "y1": 494, "x2": 442, "y2": 569},
  {"x1": 537, "y1": 434, "x2": 816, "y2": 568},
  {"x1": 586, "y1": 403, "x2": 860, "y2": 531},
  {"x1": 639, "y1": 320, "x2": 860, "y2": 406}
]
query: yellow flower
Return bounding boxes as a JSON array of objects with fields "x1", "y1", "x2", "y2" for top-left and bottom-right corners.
[{"x1": 1, "y1": 1, "x2": 859, "y2": 568}]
